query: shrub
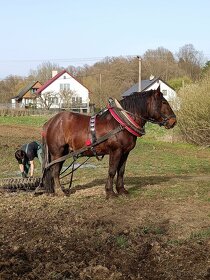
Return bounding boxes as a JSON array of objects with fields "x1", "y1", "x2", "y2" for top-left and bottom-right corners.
[{"x1": 177, "y1": 70, "x2": 210, "y2": 146}]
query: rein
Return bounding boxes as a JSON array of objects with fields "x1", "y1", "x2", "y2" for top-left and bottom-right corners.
[
  {"x1": 44, "y1": 125, "x2": 124, "y2": 169},
  {"x1": 41, "y1": 125, "x2": 124, "y2": 191}
]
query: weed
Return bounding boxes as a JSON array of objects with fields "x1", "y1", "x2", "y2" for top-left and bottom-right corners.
[
  {"x1": 141, "y1": 226, "x2": 166, "y2": 235},
  {"x1": 190, "y1": 228, "x2": 210, "y2": 240},
  {"x1": 115, "y1": 235, "x2": 128, "y2": 249}
]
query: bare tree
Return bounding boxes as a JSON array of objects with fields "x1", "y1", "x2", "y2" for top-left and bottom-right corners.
[
  {"x1": 29, "y1": 62, "x2": 63, "y2": 84},
  {"x1": 37, "y1": 91, "x2": 55, "y2": 110},
  {"x1": 177, "y1": 44, "x2": 204, "y2": 80},
  {"x1": 59, "y1": 89, "x2": 75, "y2": 109},
  {"x1": 142, "y1": 47, "x2": 180, "y2": 80}
]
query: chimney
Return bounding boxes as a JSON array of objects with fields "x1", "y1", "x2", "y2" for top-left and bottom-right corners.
[
  {"x1": 149, "y1": 75, "x2": 155, "y2": 81},
  {"x1": 52, "y1": 70, "x2": 58, "y2": 78}
]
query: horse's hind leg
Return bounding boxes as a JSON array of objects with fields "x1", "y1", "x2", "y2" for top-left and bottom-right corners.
[
  {"x1": 34, "y1": 167, "x2": 55, "y2": 195},
  {"x1": 52, "y1": 162, "x2": 67, "y2": 196},
  {"x1": 105, "y1": 149, "x2": 122, "y2": 199},
  {"x1": 116, "y1": 152, "x2": 129, "y2": 195}
]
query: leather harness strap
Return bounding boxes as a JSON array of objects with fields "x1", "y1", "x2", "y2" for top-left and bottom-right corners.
[
  {"x1": 108, "y1": 98, "x2": 145, "y2": 137},
  {"x1": 45, "y1": 125, "x2": 124, "y2": 169},
  {"x1": 88, "y1": 115, "x2": 104, "y2": 160},
  {"x1": 89, "y1": 115, "x2": 97, "y2": 143}
]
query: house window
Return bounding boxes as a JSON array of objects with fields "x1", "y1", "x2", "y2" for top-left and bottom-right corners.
[
  {"x1": 72, "y1": 96, "x2": 82, "y2": 104},
  {"x1": 162, "y1": 90, "x2": 167, "y2": 96},
  {"x1": 30, "y1": 88, "x2": 37, "y2": 94},
  {"x1": 53, "y1": 97, "x2": 58, "y2": 104},
  {"x1": 49, "y1": 97, "x2": 58, "y2": 104},
  {"x1": 60, "y1": 83, "x2": 70, "y2": 91}
]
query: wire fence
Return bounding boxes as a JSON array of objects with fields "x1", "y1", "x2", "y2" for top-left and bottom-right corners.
[
  {"x1": 0, "y1": 103, "x2": 64, "y2": 116},
  {"x1": 0, "y1": 103, "x2": 95, "y2": 116}
]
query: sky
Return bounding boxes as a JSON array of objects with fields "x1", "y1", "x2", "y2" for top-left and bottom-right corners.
[{"x1": 0, "y1": 0, "x2": 210, "y2": 79}]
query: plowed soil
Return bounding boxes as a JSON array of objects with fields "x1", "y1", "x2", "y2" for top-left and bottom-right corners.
[{"x1": 1, "y1": 124, "x2": 210, "y2": 280}]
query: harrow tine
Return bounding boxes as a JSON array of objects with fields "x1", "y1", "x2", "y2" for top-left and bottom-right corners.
[{"x1": 0, "y1": 177, "x2": 41, "y2": 192}]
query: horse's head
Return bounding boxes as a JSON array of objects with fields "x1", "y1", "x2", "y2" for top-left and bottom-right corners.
[{"x1": 148, "y1": 86, "x2": 177, "y2": 129}]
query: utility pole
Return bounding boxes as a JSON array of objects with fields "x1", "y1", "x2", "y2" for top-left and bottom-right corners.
[
  {"x1": 137, "y1": 56, "x2": 141, "y2": 92},
  {"x1": 99, "y1": 73, "x2": 102, "y2": 108}
]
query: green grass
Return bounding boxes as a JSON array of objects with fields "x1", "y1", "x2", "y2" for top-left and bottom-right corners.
[
  {"x1": 125, "y1": 137, "x2": 210, "y2": 176},
  {"x1": 0, "y1": 115, "x2": 51, "y2": 127},
  {"x1": 190, "y1": 228, "x2": 210, "y2": 239}
]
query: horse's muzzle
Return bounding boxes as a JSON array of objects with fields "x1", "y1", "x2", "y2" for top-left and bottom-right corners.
[{"x1": 164, "y1": 117, "x2": 177, "y2": 129}]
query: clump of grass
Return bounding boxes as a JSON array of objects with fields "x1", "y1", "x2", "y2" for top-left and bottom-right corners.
[
  {"x1": 115, "y1": 235, "x2": 129, "y2": 248},
  {"x1": 190, "y1": 228, "x2": 210, "y2": 240},
  {"x1": 141, "y1": 226, "x2": 166, "y2": 235}
]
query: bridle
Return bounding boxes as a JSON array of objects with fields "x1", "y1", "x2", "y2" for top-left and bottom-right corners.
[
  {"x1": 147, "y1": 113, "x2": 176, "y2": 127},
  {"x1": 121, "y1": 109, "x2": 176, "y2": 127}
]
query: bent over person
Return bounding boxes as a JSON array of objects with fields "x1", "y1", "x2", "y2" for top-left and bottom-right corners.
[{"x1": 15, "y1": 141, "x2": 42, "y2": 178}]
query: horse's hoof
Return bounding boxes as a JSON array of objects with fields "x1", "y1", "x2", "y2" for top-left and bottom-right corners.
[
  {"x1": 63, "y1": 189, "x2": 71, "y2": 197},
  {"x1": 106, "y1": 192, "x2": 118, "y2": 199},
  {"x1": 117, "y1": 189, "x2": 129, "y2": 196},
  {"x1": 62, "y1": 188, "x2": 76, "y2": 196}
]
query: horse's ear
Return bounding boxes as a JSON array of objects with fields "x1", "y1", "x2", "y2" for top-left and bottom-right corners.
[{"x1": 154, "y1": 85, "x2": 161, "y2": 99}]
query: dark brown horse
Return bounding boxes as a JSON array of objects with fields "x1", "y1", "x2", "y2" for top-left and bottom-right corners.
[{"x1": 37, "y1": 86, "x2": 176, "y2": 198}]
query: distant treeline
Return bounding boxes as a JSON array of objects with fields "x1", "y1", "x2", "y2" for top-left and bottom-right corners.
[{"x1": 1, "y1": 44, "x2": 210, "y2": 108}]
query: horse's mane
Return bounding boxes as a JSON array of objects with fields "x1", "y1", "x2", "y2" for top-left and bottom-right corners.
[
  {"x1": 97, "y1": 89, "x2": 156, "y2": 120},
  {"x1": 119, "y1": 89, "x2": 155, "y2": 114}
]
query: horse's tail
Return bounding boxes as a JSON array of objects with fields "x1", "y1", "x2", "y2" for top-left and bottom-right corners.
[{"x1": 36, "y1": 134, "x2": 55, "y2": 194}]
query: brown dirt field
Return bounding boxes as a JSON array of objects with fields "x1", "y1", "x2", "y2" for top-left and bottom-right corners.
[
  {"x1": 0, "y1": 124, "x2": 41, "y2": 140},
  {"x1": 1, "y1": 125, "x2": 210, "y2": 279}
]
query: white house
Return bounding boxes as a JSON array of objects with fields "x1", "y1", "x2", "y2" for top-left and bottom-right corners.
[
  {"x1": 122, "y1": 76, "x2": 177, "y2": 106},
  {"x1": 36, "y1": 69, "x2": 90, "y2": 113}
]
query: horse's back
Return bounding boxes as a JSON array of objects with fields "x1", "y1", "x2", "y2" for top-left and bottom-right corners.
[
  {"x1": 45, "y1": 111, "x2": 89, "y2": 130},
  {"x1": 44, "y1": 111, "x2": 90, "y2": 151}
]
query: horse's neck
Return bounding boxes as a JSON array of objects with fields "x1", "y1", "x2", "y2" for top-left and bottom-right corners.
[
  {"x1": 121, "y1": 98, "x2": 147, "y2": 127},
  {"x1": 133, "y1": 114, "x2": 147, "y2": 127}
]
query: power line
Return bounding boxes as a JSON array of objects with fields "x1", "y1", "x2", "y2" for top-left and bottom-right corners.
[
  {"x1": 0, "y1": 53, "x2": 210, "y2": 64},
  {"x1": 0, "y1": 55, "x2": 136, "y2": 64}
]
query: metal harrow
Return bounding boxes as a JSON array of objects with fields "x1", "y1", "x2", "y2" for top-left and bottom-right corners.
[{"x1": 0, "y1": 177, "x2": 41, "y2": 192}]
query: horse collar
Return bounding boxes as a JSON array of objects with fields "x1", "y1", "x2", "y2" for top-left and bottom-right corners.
[{"x1": 107, "y1": 98, "x2": 145, "y2": 137}]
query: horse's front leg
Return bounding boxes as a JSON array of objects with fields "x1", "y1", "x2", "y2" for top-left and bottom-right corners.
[
  {"x1": 116, "y1": 152, "x2": 129, "y2": 195},
  {"x1": 105, "y1": 149, "x2": 122, "y2": 199}
]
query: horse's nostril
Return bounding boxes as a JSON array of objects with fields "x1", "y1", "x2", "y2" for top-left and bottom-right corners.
[{"x1": 170, "y1": 119, "x2": 177, "y2": 128}]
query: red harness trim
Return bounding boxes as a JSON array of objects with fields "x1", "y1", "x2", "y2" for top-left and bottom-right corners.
[
  {"x1": 108, "y1": 107, "x2": 142, "y2": 137},
  {"x1": 85, "y1": 139, "x2": 92, "y2": 146}
]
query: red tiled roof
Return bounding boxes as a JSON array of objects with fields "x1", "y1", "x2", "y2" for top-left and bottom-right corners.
[{"x1": 36, "y1": 69, "x2": 90, "y2": 95}]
